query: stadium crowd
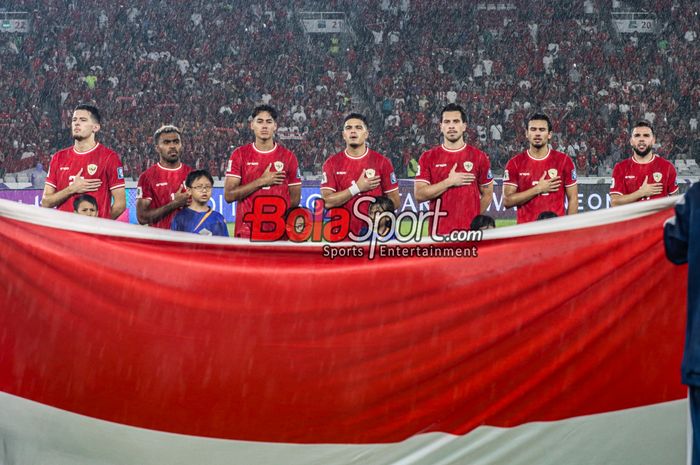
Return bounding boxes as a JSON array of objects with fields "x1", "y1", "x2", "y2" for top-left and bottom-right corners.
[{"x1": 0, "y1": 0, "x2": 698, "y2": 180}]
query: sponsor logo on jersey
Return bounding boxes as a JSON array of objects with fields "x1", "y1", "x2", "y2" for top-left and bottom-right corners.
[
  {"x1": 390, "y1": 172, "x2": 397, "y2": 184},
  {"x1": 366, "y1": 168, "x2": 376, "y2": 178},
  {"x1": 156, "y1": 182, "x2": 168, "y2": 187},
  {"x1": 519, "y1": 172, "x2": 530, "y2": 176},
  {"x1": 435, "y1": 163, "x2": 447, "y2": 168},
  {"x1": 503, "y1": 169, "x2": 509, "y2": 181},
  {"x1": 274, "y1": 161, "x2": 284, "y2": 172},
  {"x1": 117, "y1": 167, "x2": 124, "y2": 180},
  {"x1": 60, "y1": 167, "x2": 70, "y2": 171},
  {"x1": 336, "y1": 171, "x2": 347, "y2": 175},
  {"x1": 625, "y1": 175, "x2": 635, "y2": 179},
  {"x1": 653, "y1": 172, "x2": 662, "y2": 182},
  {"x1": 464, "y1": 161, "x2": 474, "y2": 172},
  {"x1": 548, "y1": 168, "x2": 558, "y2": 178},
  {"x1": 87, "y1": 164, "x2": 98, "y2": 176},
  {"x1": 246, "y1": 162, "x2": 259, "y2": 166}
]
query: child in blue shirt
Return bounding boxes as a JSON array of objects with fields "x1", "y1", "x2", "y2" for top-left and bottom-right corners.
[{"x1": 171, "y1": 170, "x2": 229, "y2": 237}]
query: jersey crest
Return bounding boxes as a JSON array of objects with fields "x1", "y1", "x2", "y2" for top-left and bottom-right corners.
[
  {"x1": 464, "y1": 161, "x2": 473, "y2": 172},
  {"x1": 365, "y1": 168, "x2": 376, "y2": 178},
  {"x1": 87, "y1": 164, "x2": 98, "y2": 176},
  {"x1": 274, "y1": 161, "x2": 284, "y2": 172},
  {"x1": 653, "y1": 172, "x2": 662, "y2": 182}
]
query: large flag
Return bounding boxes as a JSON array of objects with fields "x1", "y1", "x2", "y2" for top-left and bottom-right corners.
[{"x1": 0, "y1": 197, "x2": 688, "y2": 464}]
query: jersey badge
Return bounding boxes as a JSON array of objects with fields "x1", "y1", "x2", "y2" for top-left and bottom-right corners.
[
  {"x1": 548, "y1": 168, "x2": 558, "y2": 178},
  {"x1": 226, "y1": 160, "x2": 232, "y2": 172},
  {"x1": 136, "y1": 186, "x2": 143, "y2": 199},
  {"x1": 572, "y1": 168, "x2": 577, "y2": 181},
  {"x1": 274, "y1": 161, "x2": 284, "y2": 172},
  {"x1": 366, "y1": 168, "x2": 376, "y2": 178},
  {"x1": 87, "y1": 164, "x2": 98, "y2": 176},
  {"x1": 653, "y1": 172, "x2": 662, "y2": 182},
  {"x1": 416, "y1": 165, "x2": 421, "y2": 176},
  {"x1": 464, "y1": 161, "x2": 474, "y2": 172},
  {"x1": 390, "y1": 172, "x2": 397, "y2": 184},
  {"x1": 322, "y1": 172, "x2": 328, "y2": 184},
  {"x1": 117, "y1": 167, "x2": 124, "y2": 180}
]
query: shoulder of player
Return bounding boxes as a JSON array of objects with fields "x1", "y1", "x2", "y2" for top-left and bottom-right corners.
[
  {"x1": 323, "y1": 151, "x2": 344, "y2": 165},
  {"x1": 505, "y1": 150, "x2": 527, "y2": 165},
  {"x1": 465, "y1": 144, "x2": 489, "y2": 159},
  {"x1": 653, "y1": 154, "x2": 675, "y2": 168},
  {"x1": 95, "y1": 144, "x2": 121, "y2": 159}
]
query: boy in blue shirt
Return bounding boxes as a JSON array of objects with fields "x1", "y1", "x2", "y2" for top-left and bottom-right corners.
[{"x1": 171, "y1": 170, "x2": 229, "y2": 237}]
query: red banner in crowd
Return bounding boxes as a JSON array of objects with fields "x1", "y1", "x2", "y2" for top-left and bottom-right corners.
[{"x1": 0, "y1": 198, "x2": 689, "y2": 463}]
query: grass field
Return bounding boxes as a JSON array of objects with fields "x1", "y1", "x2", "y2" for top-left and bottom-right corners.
[{"x1": 226, "y1": 218, "x2": 517, "y2": 239}]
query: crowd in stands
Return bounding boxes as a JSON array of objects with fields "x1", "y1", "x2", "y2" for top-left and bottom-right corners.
[{"x1": 0, "y1": 0, "x2": 698, "y2": 181}]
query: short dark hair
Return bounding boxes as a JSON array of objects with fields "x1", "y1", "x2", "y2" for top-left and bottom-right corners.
[
  {"x1": 371, "y1": 195, "x2": 395, "y2": 213},
  {"x1": 185, "y1": 169, "x2": 214, "y2": 187},
  {"x1": 154, "y1": 125, "x2": 182, "y2": 144},
  {"x1": 343, "y1": 113, "x2": 369, "y2": 128},
  {"x1": 537, "y1": 211, "x2": 558, "y2": 220},
  {"x1": 632, "y1": 119, "x2": 654, "y2": 136},
  {"x1": 74, "y1": 104, "x2": 101, "y2": 124},
  {"x1": 470, "y1": 214, "x2": 496, "y2": 230},
  {"x1": 440, "y1": 103, "x2": 467, "y2": 123},
  {"x1": 527, "y1": 113, "x2": 553, "y2": 132},
  {"x1": 73, "y1": 193, "x2": 98, "y2": 212},
  {"x1": 251, "y1": 105, "x2": 278, "y2": 121}
]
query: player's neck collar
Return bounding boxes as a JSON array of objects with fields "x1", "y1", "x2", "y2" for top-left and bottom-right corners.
[
  {"x1": 632, "y1": 153, "x2": 656, "y2": 164},
  {"x1": 73, "y1": 142, "x2": 99, "y2": 155},
  {"x1": 441, "y1": 143, "x2": 466, "y2": 152},
  {"x1": 157, "y1": 161, "x2": 183, "y2": 171},
  {"x1": 252, "y1": 142, "x2": 277, "y2": 154},
  {"x1": 344, "y1": 147, "x2": 368, "y2": 159},
  {"x1": 527, "y1": 148, "x2": 550, "y2": 160}
]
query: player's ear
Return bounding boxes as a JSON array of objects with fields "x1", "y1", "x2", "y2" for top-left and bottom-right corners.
[{"x1": 93, "y1": 123, "x2": 100, "y2": 134}]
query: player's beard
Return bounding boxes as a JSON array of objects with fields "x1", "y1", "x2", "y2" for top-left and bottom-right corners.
[
  {"x1": 73, "y1": 134, "x2": 86, "y2": 142},
  {"x1": 531, "y1": 142, "x2": 546, "y2": 149},
  {"x1": 633, "y1": 146, "x2": 652, "y2": 158}
]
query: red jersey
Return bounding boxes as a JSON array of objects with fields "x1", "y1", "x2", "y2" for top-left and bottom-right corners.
[
  {"x1": 136, "y1": 162, "x2": 192, "y2": 229},
  {"x1": 45, "y1": 143, "x2": 125, "y2": 219},
  {"x1": 321, "y1": 148, "x2": 399, "y2": 236},
  {"x1": 610, "y1": 154, "x2": 679, "y2": 200},
  {"x1": 504, "y1": 149, "x2": 577, "y2": 223},
  {"x1": 225, "y1": 143, "x2": 302, "y2": 238},
  {"x1": 416, "y1": 144, "x2": 493, "y2": 235}
]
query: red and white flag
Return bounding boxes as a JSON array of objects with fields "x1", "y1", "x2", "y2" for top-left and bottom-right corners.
[{"x1": 0, "y1": 197, "x2": 688, "y2": 464}]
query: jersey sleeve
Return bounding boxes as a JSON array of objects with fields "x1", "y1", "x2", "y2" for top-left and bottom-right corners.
[
  {"x1": 478, "y1": 151, "x2": 493, "y2": 186},
  {"x1": 415, "y1": 152, "x2": 431, "y2": 184},
  {"x1": 667, "y1": 163, "x2": 679, "y2": 195},
  {"x1": 107, "y1": 151, "x2": 126, "y2": 190},
  {"x1": 225, "y1": 149, "x2": 242, "y2": 178},
  {"x1": 503, "y1": 157, "x2": 519, "y2": 188},
  {"x1": 563, "y1": 156, "x2": 577, "y2": 187},
  {"x1": 287, "y1": 152, "x2": 302, "y2": 186},
  {"x1": 381, "y1": 156, "x2": 399, "y2": 193},
  {"x1": 610, "y1": 163, "x2": 625, "y2": 195},
  {"x1": 45, "y1": 153, "x2": 59, "y2": 189},
  {"x1": 136, "y1": 171, "x2": 152, "y2": 201},
  {"x1": 320, "y1": 158, "x2": 337, "y2": 191}
]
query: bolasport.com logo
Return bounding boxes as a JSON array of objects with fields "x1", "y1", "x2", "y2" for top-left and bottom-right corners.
[{"x1": 243, "y1": 196, "x2": 482, "y2": 260}]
